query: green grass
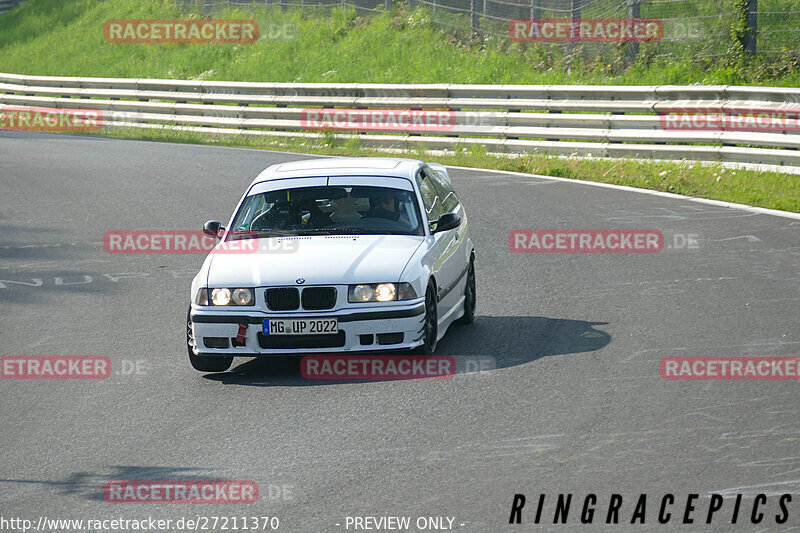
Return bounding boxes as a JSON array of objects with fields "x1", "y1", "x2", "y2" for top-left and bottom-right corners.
[
  {"x1": 82, "y1": 126, "x2": 800, "y2": 213},
  {"x1": 1, "y1": 0, "x2": 800, "y2": 85}
]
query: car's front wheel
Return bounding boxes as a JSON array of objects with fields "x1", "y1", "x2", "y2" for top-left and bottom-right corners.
[
  {"x1": 417, "y1": 282, "x2": 438, "y2": 354},
  {"x1": 186, "y1": 307, "x2": 233, "y2": 372}
]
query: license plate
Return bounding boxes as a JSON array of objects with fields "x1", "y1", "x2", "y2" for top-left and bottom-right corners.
[{"x1": 263, "y1": 318, "x2": 338, "y2": 335}]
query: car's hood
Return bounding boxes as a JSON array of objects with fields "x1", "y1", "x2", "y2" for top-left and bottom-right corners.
[{"x1": 205, "y1": 235, "x2": 424, "y2": 287}]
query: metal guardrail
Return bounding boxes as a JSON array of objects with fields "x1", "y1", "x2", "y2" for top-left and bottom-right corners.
[{"x1": 2, "y1": 72, "x2": 800, "y2": 169}]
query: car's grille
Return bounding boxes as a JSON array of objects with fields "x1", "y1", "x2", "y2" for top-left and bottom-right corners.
[
  {"x1": 258, "y1": 331, "x2": 346, "y2": 349},
  {"x1": 301, "y1": 287, "x2": 337, "y2": 310},
  {"x1": 265, "y1": 288, "x2": 300, "y2": 311}
]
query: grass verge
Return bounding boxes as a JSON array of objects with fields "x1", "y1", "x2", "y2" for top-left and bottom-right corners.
[{"x1": 1, "y1": 0, "x2": 800, "y2": 86}]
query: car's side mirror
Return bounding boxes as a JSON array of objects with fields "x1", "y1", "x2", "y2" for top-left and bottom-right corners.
[
  {"x1": 431, "y1": 212, "x2": 461, "y2": 234},
  {"x1": 203, "y1": 220, "x2": 225, "y2": 239}
]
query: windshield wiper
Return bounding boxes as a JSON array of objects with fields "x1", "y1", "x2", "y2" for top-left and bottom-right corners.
[
  {"x1": 296, "y1": 227, "x2": 353, "y2": 235},
  {"x1": 297, "y1": 227, "x2": 395, "y2": 235},
  {"x1": 229, "y1": 229, "x2": 299, "y2": 238}
]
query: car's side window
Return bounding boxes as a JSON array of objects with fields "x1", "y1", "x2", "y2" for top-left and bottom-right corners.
[
  {"x1": 426, "y1": 168, "x2": 460, "y2": 213},
  {"x1": 416, "y1": 170, "x2": 442, "y2": 223}
]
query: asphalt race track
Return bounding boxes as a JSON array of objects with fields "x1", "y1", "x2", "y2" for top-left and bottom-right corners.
[{"x1": 1, "y1": 132, "x2": 799, "y2": 532}]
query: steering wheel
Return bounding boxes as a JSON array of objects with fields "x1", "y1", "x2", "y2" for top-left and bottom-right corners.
[{"x1": 250, "y1": 208, "x2": 288, "y2": 231}]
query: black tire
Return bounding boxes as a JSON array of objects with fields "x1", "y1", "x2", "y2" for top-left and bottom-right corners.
[
  {"x1": 455, "y1": 259, "x2": 476, "y2": 325},
  {"x1": 417, "y1": 282, "x2": 438, "y2": 354},
  {"x1": 186, "y1": 307, "x2": 233, "y2": 372}
]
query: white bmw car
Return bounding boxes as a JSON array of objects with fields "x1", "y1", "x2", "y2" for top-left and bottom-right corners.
[{"x1": 187, "y1": 157, "x2": 476, "y2": 372}]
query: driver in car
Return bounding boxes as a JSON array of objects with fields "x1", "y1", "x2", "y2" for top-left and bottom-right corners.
[
  {"x1": 365, "y1": 195, "x2": 404, "y2": 222},
  {"x1": 253, "y1": 197, "x2": 330, "y2": 230},
  {"x1": 299, "y1": 198, "x2": 332, "y2": 228}
]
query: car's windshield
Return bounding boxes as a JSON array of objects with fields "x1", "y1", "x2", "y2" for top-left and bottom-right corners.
[{"x1": 228, "y1": 185, "x2": 424, "y2": 238}]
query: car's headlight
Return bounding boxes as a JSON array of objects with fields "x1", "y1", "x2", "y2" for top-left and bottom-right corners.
[
  {"x1": 197, "y1": 288, "x2": 255, "y2": 306},
  {"x1": 211, "y1": 288, "x2": 231, "y2": 306},
  {"x1": 348, "y1": 283, "x2": 417, "y2": 303},
  {"x1": 232, "y1": 288, "x2": 253, "y2": 305}
]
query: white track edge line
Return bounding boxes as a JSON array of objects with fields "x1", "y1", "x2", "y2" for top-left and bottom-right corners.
[{"x1": 446, "y1": 165, "x2": 800, "y2": 221}]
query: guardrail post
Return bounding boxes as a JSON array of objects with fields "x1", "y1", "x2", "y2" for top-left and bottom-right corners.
[
  {"x1": 626, "y1": 0, "x2": 640, "y2": 66},
  {"x1": 384, "y1": 0, "x2": 391, "y2": 10},
  {"x1": 571, "y1": 0, "x2": 581, "y2": 21},
  {"x1": 529, "y1": 0, "x2": 540, "y2": 22},
  {"x1": 471, "y1": 0, "x2": 479, "y2": 32},
  {"x1": 567, "y1": 0, "x2": 581, "y2": 53},
  {"x1": 745, "y1": 0, "x2": 758, "y2": 55}
]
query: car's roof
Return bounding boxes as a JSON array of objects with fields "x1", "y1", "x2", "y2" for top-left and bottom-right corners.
[{"x1": 249, "y1": 157, "x2": 423, "y2": 186}]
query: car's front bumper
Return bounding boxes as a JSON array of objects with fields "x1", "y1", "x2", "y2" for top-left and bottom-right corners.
[{"x1": 189, "y1": 300, "x2": 426, "y2": 356}]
